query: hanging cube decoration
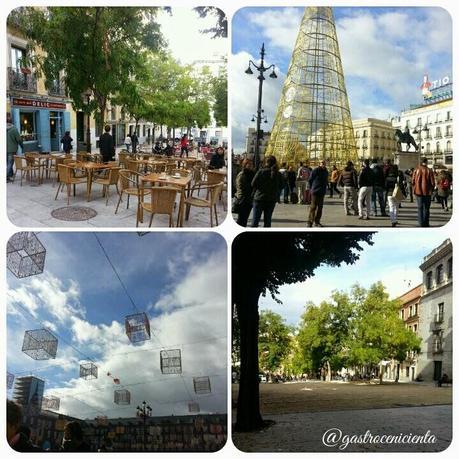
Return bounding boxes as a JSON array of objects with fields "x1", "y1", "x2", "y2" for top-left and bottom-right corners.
[
  {"x1": 188, "y1": 402, "x2": 200, "y2": 413},
  {"x1": 42, "y1": 396, "x2": 60, "y2": 411},
  {"x1": 193, "y1": 376, "x2": 211, "y2": 394},
  {"x1": 7, "y1": 372, "x2": 15, "y2": 389},
  {"x1": 125, "y1": 312, "x2": 151, "y2": 343},
  {"x1": 160, "y1": 349, "x2": 182, "y2": 374},
  {"x1": 114, "y1": 389, "x2": 131, "y2": 405},
  {"x1": 22, "y1": 329, "x2": 58, "y2": 360},
  {"x1": 80, "y1": 362, "x2": 98, "y2": 380},
  {"x1": 7, "y1": 232, "x2": 46, "y2": 278}
]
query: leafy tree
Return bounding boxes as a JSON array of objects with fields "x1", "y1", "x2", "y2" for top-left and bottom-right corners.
[
  {"x1": 10, "y1": 7, "x2": 164, "y2": 135},
  {"x1": 258, "y1": 310, "x2": 292, "y2": 374},
  {"x1": 232, "y1": 232, "x2": 374, "y2": 432},
  {"x1": 194, "y1": 7, "x2": 227, "y2": 38},
  {"x1": 211, "y1": 67, "x2": 228, "y2": 127},
  {"x1": 347, "y1": 283, "x2": 421, "y2": 383}
]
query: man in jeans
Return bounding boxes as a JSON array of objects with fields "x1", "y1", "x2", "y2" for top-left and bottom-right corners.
[
  {"x1": 412, "y1": 157, "x2": 436, "y2": 227},
  {"x1": 296, "y1": 161, "x2": 311, "y2": 204},
  {"x1": 307, "y1": 160, "x2": 328, "y2": 227},
  {"x1": 357, "y1": 159, "x2": 374, "y2": 220},
  {"x1": 6, "y1": 113, "x2": 23, "y2": 182},
  {"x1": 338, "y1": 161, "x2": 358, "y2": 216},
  {"x1": 370, "y1": 158, "x2": 386, "y2": 216}
]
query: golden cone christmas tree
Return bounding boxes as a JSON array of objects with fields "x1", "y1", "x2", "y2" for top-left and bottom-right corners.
[{"x1": 266, "y1": 7, "x2": 358, "y2": 166}]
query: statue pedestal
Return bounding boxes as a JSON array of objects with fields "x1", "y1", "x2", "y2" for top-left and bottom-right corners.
[{"x1": 393, "y1": 150, "x2": 419, "y2": 171}]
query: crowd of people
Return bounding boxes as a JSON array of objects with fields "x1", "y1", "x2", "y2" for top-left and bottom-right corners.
[{"x1": 232, "y1": 155, "x2": 452, "y2": 228}]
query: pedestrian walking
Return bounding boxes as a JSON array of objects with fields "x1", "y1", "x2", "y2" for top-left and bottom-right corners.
[
  {"x1": 412, "y1": 157, "x2": 436, "y2": 227},
  {"x1": 436, "y1": 170, "x2": 451, "y2": 212},
  {"x1": 124, "y1": 134, "x2": 132, "y2": 152},
  {"x1": 404, "y1": 168, "x2": 414, "y2": 202},
  {"x1": 384, "y1": 159, "x2": 398, "y2": 206},
  {"x1": 60, "y1": 131, "x2": 73, "y2": 154},
  {"x1": 338, "y1": 161, "x2": 358, "y2": 216},
  {"x1": 233, "y1": 158, "x2": 255, "y2": 227},
  {"x1": 357, "y1": 159, "x2": 374, "y2": 220},
  {"x1": 286, "y1": 165, "x2": 297, "y2": 203},
  {"x1": 130, "y1": 132, "x2": 139, "y2": 153},
  {"x1": 279, "y1": 162, "x2": 289, "y2": 203},
  {"x1": 387, "y1": 170, "x2": 406, "y2": 227},
  {"x1": 99, "y1": 125, "x2": 115, "y2": 162},
  {"x1": 180, "y1": 134, "x2": 189, "y2": 158},
  {"x1": 6, "y1": 112, "x2": 23, "y2": 182},
  {"x1": 370, "y1": 158, "x2": 386, "y2": 216},
  {"x1": 307, "y1": 160, "x2": 329, "y2": 227},
  {"x1": 251, "y1": 155, "x2": 283, "y2": 227},
  {"x1": 328, "y1": 165, "x2": 342, "y2": 198},
  {"x1": 296, "y1": 161, "x2": 311, "y2": 204}
]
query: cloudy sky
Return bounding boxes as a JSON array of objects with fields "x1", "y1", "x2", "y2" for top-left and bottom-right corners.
[
  {"x1": 260, "y1": 231, "x2": 450, "y2": 326},
  {"x1": 7, "y1": 232, "x2": 227, "y2": 420},
  {"x1": 232, "y1": 7, "x2": 452, "y2": 152},
  {"x1": 158, "y1": 8, "x2": 226, "y2": 66}
]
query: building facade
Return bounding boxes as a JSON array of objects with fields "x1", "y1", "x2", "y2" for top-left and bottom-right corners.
[
  {"x1": 417, "y1": 239, "x2": 453, "y2": 381},
  {"x1": 245, "y1": 128, "x2": 271, "y2": 160},
  {"x1": 396, "y1": 284, "x2": 422, "y2": 382},
  {"x1": 390, "y1": 75, "x2": 453, "y2": 168},
  {"x1": 352, "y1": 118, "x2": 397, "y2": 160},
  {"x1": 12, "y1": 376, "x2": 45, "y2": 416}
]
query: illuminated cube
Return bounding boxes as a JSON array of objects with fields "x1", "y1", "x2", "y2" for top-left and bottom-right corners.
[
  {"x1": 160, "y1": 349, "x2": 182, "y2": 374},
  {"x1": 125, "y1": 312, "x2": 151, "y2": 343},
  {"x1": 7, "y1": 232, "x2": 46, "y2": 278},
  {"x1": 80, "y1": 362, "x2": 98, "y2": 380},
  {"x1": 193, "y1": 376, "x2": 211, "y2": 394},
  {"x1": 22, "y1": 329, "x2": 58, "y2": 360},
  {"x1": 114, "y1": 389, "x2": 131, "y2": 405}
]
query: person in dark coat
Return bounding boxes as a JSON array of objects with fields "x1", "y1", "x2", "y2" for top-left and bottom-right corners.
[
  {"x1": 338, "y1": 161, "x2": 358, "y2": 216},
  {"x1": 307, "y1": 160, "x2": 329, "y2": 227},
  {"x1": 371, "y1": 159, "x2": 387, "y2": 216},
  {"x1": 61, "y1": 421, "x2": 91, "y2": 452},
  {"x1": 60, "y1": 131, "x2": 73, "y2": 154},
  {"x1": 130, "y1": 132, "x2": 139, "y2": 153},
  {"x1": 234, "y1": 158, "x2": 255, "y2": 227},
  {"x1": 251, "y1": 155, "x2": 283, "y2": 227},
  {"x1": 99, "y1": 125, "x2": 115, "y2": 162},
  {"x1": 209, "y1": 147, "x2": 225, "y2": 169}
]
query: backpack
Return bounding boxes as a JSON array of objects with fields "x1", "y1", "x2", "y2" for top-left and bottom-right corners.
[{"x1": 440, "y1": 178, "x2": 450, "y2": 190}]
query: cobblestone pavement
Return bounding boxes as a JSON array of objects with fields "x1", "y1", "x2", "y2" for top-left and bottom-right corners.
[
  {"x1": 232, "y1": 194, "x2": 451, "y2": 227},
  {"x1": 7, "y1": 151, "x2": 226, "y2": 228},
  {"x1": 233, "y1": 405, "x2": 452, "y2": 452}
]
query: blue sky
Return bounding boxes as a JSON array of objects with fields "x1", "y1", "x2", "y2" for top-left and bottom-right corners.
[
  {"x1": 7, "y1": 232, "x2": 227, "y2": 419},
  {"x1": 260, "y1": 231, "x2": 451, "y2": 326},
  {"x1": 232, "y1": 7, "x2": 452, "y2": 151}
]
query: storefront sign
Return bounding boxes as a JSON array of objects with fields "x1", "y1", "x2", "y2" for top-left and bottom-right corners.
[{"x1": 12, "y1": 97, "x2": 66, "y2": 110}]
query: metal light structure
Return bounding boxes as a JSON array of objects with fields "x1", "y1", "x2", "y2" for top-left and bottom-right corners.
[
  {"x1": 245, "y1": 43, "x2": 277, "y2": 170},
  {"x1": 160, "y1": 349, "x2": 182, "y2": 374},
  {"x1": 125, "y1": 312, "x2": 151, "y2": 343},
  {"x1": 114, "y1": 389, "x2": 131, "y2": 405},
  {"x1": 42, "y1": 395, "x2": 60, "y2": 411},
  {"x1": 266, "y1": 7, "x2": 358, "y2": 167},
  {"x1": 193, "y1": 376, "x2": 211, "y2": 394},
  {"x1": 7, "y1": 232, "x2": 46, "y2": 278},
  {"x1": 188, "y1": 402, "x2": 200, "y2": 413},
  {"x1": 22, "y1": 329, "x2": 58, "y2": 360},
  {"x1": 7, "y1": 372, "x2": 15, "y2": 389},
  {"x1": 80, "y1": 362, "x2": 98, "y2": 380}
]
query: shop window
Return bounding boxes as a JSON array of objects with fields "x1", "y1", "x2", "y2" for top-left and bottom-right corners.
[{"x1": 20, "y1": 112, "x2": 36, "y2": 140}]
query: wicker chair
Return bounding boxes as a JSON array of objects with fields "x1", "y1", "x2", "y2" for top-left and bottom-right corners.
[
  {"x1": 55, "y1": 164, "x2": 87, "y2": 205},
  {"x1": 137, "y1": 184, "x2": 178, "y2": 227},
  {"x1": 13, "y1": 155, "x2": 41, "y2": 186},
  {"x1": 184, "y1": 182, "x2": 223, "y2": 227},
  {"x1": 41, "y1": 155, "x2": 65, "y2": 186},
  {"x1": 93, "y1": 167, "x2": 121, "y2": 205},
  {"x1": 118, "y1": 151, "x2": 130, "y2": 168},
  {"x1": 115, "y1": 169, "x2": 151, "y2": 215}
]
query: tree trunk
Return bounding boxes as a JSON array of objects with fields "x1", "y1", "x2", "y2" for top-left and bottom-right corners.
[
  {"x1": 379, "y1": 363, "x2": 384, "y2": 384},
  {"x1": 235, "y1": 288, "x2": 264, "y2": 432},
  {"x1": 152, "y1": 123, "x2": 156, "y2": 143},
  {"x1": 326, "y1": 361, "x2": 331, "y2": 382}
]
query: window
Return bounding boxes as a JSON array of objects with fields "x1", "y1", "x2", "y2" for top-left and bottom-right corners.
[
  {"x1": 433, "y1": 336, "x2": 442, "y2": 352},
  {"x1": 446, "y1": 111, "x2": 451, "y2": 121},
  {"x1": 143, "y1": 125, "x2": 146, "y2": 136},
  {"x1": 413, "y1": 324, "x2": 418, "y2": 333},
  {"x1": 406, "y1": 367, "x2": 410, "y2": 377},
  {"x1": 426, "y1": 271, "x2": 433, "y2": 289},
  {"x1": 436, "y1": 264, "x2": 444, "y2": 284},
  {"x1": 436, "y1": 113, "x2": 441, "y2": 123},
  {"x1": 445, "y1": 125, "x2": 452, "y2": 136},
  {"x1": 446, "y1": 141, "x2": 451, "y2": 152},
  {"x1": 417, "y1": 117, "x2": 422, "y2": 127},
  {"x1": 400, "y1": 310, "x2": 404, "y2": 320},
  {"x1": 363, "y1": 130, "x2": 367, "y2": 138},
  {"x1": 414, "y1": 303, "x2": 418, "y2": 316},
  {"x1": 426, "y1": 115, "x2": 431, "y2": 124},
  {"x1": 11, "y1": 46, "x2": 25, "y2": 70},
  {"x1": 19, "y1": 112, "x2": 36, "y2": 140},
  {"x1": 426, "y1": 143, "x2": 431, "y2": 153},
  {"x1": 436, "y1": 127, "x2": 441, "y2": 137},
  {"x1": 437, "y1": 303, "x2": 444, "y2": 322},
  {"x1": 447, "y1": 257, "x2": 452, "y2": 278},
  {"x1": 409, "y1": 305, "x2": 413, "y2": 317},
  {"x1": 436, "y1": 142, "x2": 440, "y2": 153}
]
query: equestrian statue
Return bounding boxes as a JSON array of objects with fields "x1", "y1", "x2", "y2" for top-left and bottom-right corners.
[{"x1": 394, "y1": 127, "x2": 418, "y2": 152}]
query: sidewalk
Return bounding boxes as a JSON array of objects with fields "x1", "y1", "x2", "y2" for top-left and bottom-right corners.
[
  {"x1": 233, "y1": 405, "x2": 452, "y2": 452},
  {"x1": 233, "y1": 195, "x2": 451, "y2": 227}
]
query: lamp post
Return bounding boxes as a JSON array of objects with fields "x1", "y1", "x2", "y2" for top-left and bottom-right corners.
[
  {"x1": 136, "y1": 401, "x2": 152, "y2": 451},
  {"x1": 245, "y1": 43, "x2": 277, "y2": 170},
  {"x1": 82, "y1": 89, "x2": 92, "y2": 153}
]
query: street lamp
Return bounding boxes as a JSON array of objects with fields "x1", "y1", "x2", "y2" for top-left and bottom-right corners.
[
  {"x1": 136, "y1": 401, "x2": 152, "y2": 451},
  {"x1": 412, "y1": 123, "x2": 429, "y2": 164},
  {"x1": 245, "y1": 43, "x2": 277, "y2": 170},
  {"x1": 82, "y1": 88, "x2": 92, "y2": 153}
]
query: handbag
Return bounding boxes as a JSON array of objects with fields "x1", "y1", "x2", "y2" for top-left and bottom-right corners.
[
  {"x1": 232, "y1": 196, "x2": 242, "y2": 213},
  {"x1": 392, "y1": 184, "x2": 404, "y2": 202}
]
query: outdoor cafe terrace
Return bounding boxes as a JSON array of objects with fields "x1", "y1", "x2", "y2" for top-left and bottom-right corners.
[{"x1": 7, "y1": 146, "x2": 227, "y2": 228}]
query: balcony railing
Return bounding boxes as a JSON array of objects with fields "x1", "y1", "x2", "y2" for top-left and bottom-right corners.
[
  {"x1": 8, "y1": 67, "x2": 37, "y2": 93},
  {"x1": 47, "y1": 79, "x2": 66, "y2": 97}
]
